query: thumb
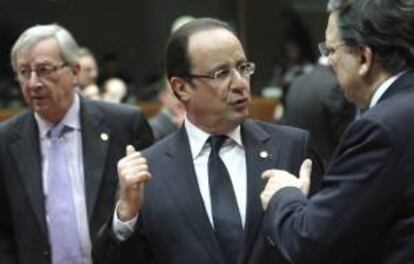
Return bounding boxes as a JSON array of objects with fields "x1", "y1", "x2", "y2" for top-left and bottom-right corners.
[
  {"x1": 126, "y1": 145, "x2": 136, "y2": 156},
  {"x1": 299, "y1": 159, "x2": 312, "y2": 196}
]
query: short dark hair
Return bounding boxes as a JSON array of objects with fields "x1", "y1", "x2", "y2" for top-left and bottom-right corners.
[
  {"x1": 165, "y1": 18, "x2": 235, "y2": 80},
  {"x1": 328, "y1": 0, "x2": 414, "y2": 73}
]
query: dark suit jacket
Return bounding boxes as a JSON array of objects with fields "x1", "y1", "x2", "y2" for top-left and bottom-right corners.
[
  {"x1": 281, "y1": 64, "x2": 355, "y2": 167},
  {"x1": 0, "y1": 97, "x2": 153, "y2": 264},
  {"x1": 94, "y1": 120, "x2": 322, "y2": 264},
  {"x1": 264, "y1": 71, "x2": 414, "y2": 263}
]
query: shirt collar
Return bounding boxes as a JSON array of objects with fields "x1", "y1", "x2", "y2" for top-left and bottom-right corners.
[
  {"x1": 369, "y1": 71, "x2": 406, "y2": 108},
  {"x1": 35, "y1": 93, "x2": 82, "y2": 139},
  {"x1": 184, "y1": 117, "x2": 243, "y2": 160}
]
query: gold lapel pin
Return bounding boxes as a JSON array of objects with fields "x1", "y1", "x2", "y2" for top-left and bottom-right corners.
[{"x1": 100, "y1": 133, "x2": 109, "y2": 141}]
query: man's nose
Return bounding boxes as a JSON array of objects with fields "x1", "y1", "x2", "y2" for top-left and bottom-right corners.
[
  {"x1": 229, "y1": 69, "x2": 249, "y2": 92},
  {"x1": 27, "y1": 71, "x2": 41, "y2": 87},
  {"x1": 231, "y1": 68, "x2": 243, "y2": 80}
]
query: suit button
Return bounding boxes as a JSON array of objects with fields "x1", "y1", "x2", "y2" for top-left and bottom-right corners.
[{"x1": 44, "y1": 250, "x2": 50, "y2": 256}]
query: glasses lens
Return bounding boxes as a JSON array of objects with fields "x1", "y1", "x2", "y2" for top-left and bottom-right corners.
[
  {"x1": 238, "y1": 62, "x2": 255, "y2": 76},
  {"x1": 246, "y1": 62, "x2": 255, "y2": 75}
]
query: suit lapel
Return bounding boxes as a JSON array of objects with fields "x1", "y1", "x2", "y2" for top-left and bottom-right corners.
[
  {"x1": 10, "y1": 113, "x2": 48, "y2": 234},
  {"x1": 240, "y1": 121, "x2": 280, "y2": 263},
  {"x1": 80, "y1": 100, "x2": 110, "y2": 220},
  {"x1": 161, "y1": 127, "x2": 225, "y2": 264}
]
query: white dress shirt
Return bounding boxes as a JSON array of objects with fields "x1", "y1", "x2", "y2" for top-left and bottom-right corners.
[
  {"x1": 369, "y1": 71, "x2": 406, "y2": 108},
  {"x1": 113, "y1": 117, "x2": 248, "y2": 240},
  {"x1": 36, "y1": 94, "x2": 91, "y2": 264}
]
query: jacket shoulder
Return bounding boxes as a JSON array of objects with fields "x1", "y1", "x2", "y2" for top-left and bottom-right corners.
[
  {"x1": 85, "y1": 99, "x2": 144, "y2": 117},
  {"x1": 0, "y1": 110, "x2": 32, "y2": 135},
  {"x1": 248, "y1": 119, "x2": 309, "y2": 140}
]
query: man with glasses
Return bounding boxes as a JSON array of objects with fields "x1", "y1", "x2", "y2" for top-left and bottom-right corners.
[
  {"x1": 261, "y1": 0, "x2": 414, "y2": 262},
  {"x1": 94, "y1": 18, "x2": 321, "y2": 264},
  {"x1": 0, "y1": 24, "x2": 153, "y2": 264}
]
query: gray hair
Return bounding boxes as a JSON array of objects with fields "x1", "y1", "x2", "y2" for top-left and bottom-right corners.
[
  {"x1": 11, "y1": 24, "x2": 79, "y2": 71},
  {"x1": 326, "y1": 0, "x2": 414, "y2": 73}
]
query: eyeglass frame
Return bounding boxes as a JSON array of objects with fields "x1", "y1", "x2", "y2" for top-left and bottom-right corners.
[
  {"x1": 16, "y1": 62, "x2": 69, "y2": 82},
  {"x1": 318, "y1": 42, "x2": 348, "y2": 57},
  {"x1": 183, "y1": 61, "x2": 256, "y2": 83}
]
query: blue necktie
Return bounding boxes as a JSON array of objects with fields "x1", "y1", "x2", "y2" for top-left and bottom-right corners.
[
  {"x1": 46, "y1": 124, "x2": 83, "y2": 264},
  {"x1": 208, "y1": 135, "x2": 243, "y2": 264}
]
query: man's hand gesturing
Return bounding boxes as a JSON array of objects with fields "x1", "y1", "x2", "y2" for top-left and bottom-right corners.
[{"x1": 117, "y1": 145, "x2": 151, "y2": 221}]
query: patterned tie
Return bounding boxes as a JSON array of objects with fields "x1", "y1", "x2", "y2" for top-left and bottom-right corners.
[
  {"x1": 46, "y1": 124, "x2": 83, "y2": 264},
  {"x1": 208, "y1": 135, "x2": 243, "y2": 264}
]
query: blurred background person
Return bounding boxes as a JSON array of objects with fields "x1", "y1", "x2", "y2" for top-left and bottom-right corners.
[
  {"x1": 83, "y1": 84, "x2": 100, "y2": 100},
  {"x1": 149, "y1": 77, "x2": 185, "y2": 141},
  {"x1": 147, "y1": 15, "x2": 193, "y2": 141},
  {"x1": 77, "y1": 47, "x2": 99, "y2": 99},
  {"x1": 267, "y1": 10, "x2": 315, "y2": 104},
  {"x1": 280, "y1": 55, "x2": 355, "y2": 167},
  {"x1": 102, "y1": 77, "x2": 127, "y2": 103}
]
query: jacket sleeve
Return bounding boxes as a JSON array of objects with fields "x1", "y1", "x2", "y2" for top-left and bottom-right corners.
[
  {"x1": 264, "y1": 118, "x2": 401, "y2": 263},
  {"x1": 92, "y1": 215, "x2": 153, "y2": 264}
]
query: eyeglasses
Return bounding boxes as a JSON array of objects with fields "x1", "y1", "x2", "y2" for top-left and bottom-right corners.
[
  {"x1": 185, "y1": 61, "x2": 255, "y2": 84},
  {"x1": 16, "y1": 63, "x2": 68, "y2": 81},
  {"x1": 318, "y1": 42, "x2": 347, "y2": 57}
]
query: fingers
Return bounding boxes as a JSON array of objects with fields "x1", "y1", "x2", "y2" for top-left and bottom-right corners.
[
  {"x1": 120, "y1": 163, "x2": 151, "y2": 183},
  {"x1": 260, "y1": 169, "x2": 299, "y2": 210},
  {"x1": 299, "y1": 159, "x2": 312, "y2": 196},
  {"x1": 118, "y1": 155, "x2": 151, "y2": 185},
  {"x1": 118, "y1": 147, "x2": 151, "y2": 187},
  {"x1": 299, "y1": 159, "x2": 312, "y2": 179},
  {"x1": 126, "y1": 145, "x2": 136, "y2": 155},
  {"x1": 261, "y1": 169, "x2": 287, "y2": 180},
  {"x1": 260, "y1": 161, "x2": 312, "y2": 210},
  {"x1": 117, "y1": 146, "x2": 151, "y2": 220}
]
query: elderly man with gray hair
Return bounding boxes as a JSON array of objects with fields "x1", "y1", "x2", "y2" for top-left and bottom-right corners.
[{"x1": 0, "y1": 24, "x2": 153, "y2": 264}]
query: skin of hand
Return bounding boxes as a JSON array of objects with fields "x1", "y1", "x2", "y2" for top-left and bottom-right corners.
[
  {"x1": 116, "y1": 145, "x2": 152, "y2": 221},
  {"x1": 260, "y1": 159, "x2": 312, "y2": 210}
]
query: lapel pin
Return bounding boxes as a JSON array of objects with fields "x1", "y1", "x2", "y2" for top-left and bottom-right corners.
[
  {"x1": 259, "y1": 150, "x2": 270, "y2": 159},
  {"x1": 100, "y1": 133, "x2": 109, "y2": 141}
]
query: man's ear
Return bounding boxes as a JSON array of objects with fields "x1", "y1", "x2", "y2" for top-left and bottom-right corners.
[
  {"x1": 70, "y1": 63, "x2": 81, "y2": 85},
  {"x1": 71, "y1": 63, "x2": 81, "y2": 76},
  {"x1": 358, "y1": 45, "x2": 374, "y2": 76},
  {"x1": 170, "y1": 76, "x2": 191, "y2": 102}
]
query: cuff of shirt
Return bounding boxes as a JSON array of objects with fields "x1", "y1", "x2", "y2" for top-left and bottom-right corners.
[{"x1": 112, "y1": 202, "x2": 139, "y2": 241}]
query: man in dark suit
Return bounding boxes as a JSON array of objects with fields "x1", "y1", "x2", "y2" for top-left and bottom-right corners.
[
  {"x1": 94, "y1": 18, "x2": 321, "y2": 264},
  {"x1": 282, "y1": 57, "x2": 355, "y2": 167},
  {"x1": 0, "y1": 24, "x2": 153, "y2": 264},
  {"x1": 261, "y1": 0, "x2": 414, "y2": 263}
]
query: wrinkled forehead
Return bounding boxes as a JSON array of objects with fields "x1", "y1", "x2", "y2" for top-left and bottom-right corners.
[{"x1": 16, "y1": 38, "x2": 63, "y2": 66}]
